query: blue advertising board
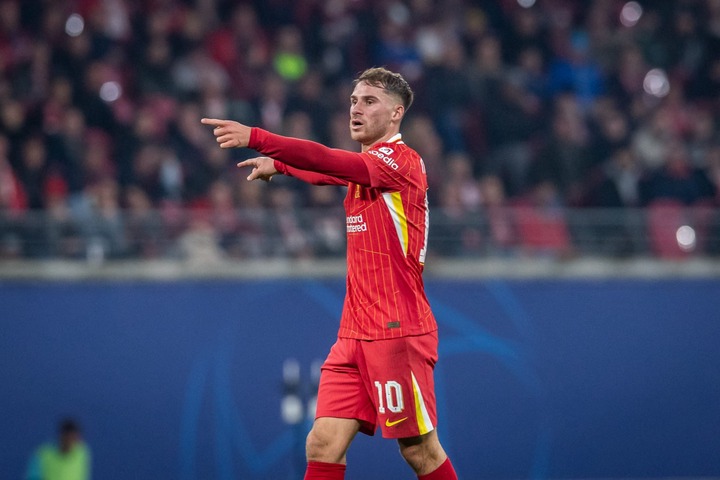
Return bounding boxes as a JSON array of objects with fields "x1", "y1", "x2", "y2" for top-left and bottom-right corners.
[{"x1": 1, "y1": 278, "x2": 718, "y2": 479}]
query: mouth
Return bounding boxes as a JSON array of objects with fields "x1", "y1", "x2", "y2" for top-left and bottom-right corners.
[{"x1": 351, "y1": 119, "x2": 363, "y2": 128}]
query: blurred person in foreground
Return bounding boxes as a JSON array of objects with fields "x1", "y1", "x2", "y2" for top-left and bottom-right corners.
[
  {"x1": 25, "y1": 418, "x2": 90, "y2": 480},
  {"x1": 202, "y1": 67, "x2": 458, "y2": 480}
]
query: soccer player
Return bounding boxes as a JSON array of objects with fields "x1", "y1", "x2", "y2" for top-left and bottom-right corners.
[{"x1": 201, "y1": 67, "x2": 458, "y2": 480}]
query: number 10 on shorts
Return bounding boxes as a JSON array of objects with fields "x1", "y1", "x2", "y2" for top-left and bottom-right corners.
[{"x1": 374, "y1": 380, "x2": 404, "y2": 414}]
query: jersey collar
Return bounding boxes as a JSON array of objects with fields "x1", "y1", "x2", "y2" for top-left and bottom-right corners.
[{"x1": 386, "y1": 133, "x2": 404, "y2": 144}]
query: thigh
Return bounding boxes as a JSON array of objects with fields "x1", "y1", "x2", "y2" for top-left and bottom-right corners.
[
  {"x1": 315, "y1": 338, "x2": 378, "y2": 435},
  {"x1": 361, "y1": 331, "x2": 439, "y2": 439}
]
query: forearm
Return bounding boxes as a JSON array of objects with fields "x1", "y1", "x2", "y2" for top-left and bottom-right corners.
[
  {"x1": 274, "y1": 161, "x2": 348, "y2": 186},
  {"x1": 250, "y1": 128, "x2": 371, "y2": 185}
]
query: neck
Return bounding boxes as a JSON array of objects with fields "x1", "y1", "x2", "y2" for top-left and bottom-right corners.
[{"x1": 360, "y1": 131, "x2": 401, "y2": 152}]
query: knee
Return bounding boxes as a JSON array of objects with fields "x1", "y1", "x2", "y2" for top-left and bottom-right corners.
[
  {"x1": 305, "y1": 418, "x2": 358, "y2": 464},
  {"x1": 400, "y1": 442, "x2": 430, "y2": 472},
  {"x1": 305, "y1": 427, "x2": 340, "y2": 463},
  {"x1": 398, "y1": 433, "x2": 446, "y2": 475},
  {"x1": 399, "y1": 441, "x2": 422, "y2": 468},
  {"x1": 305, "y1": 428, "x2": 330, "y2": 462}
]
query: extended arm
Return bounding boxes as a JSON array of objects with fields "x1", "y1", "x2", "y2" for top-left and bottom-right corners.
[
  {"x1": 201, "y1": 118, "x2": 371, "y2": 186},
  {"x1": 237, "y1": 156, "x2": 348, "y2": 186},
  {"x1": 275, "y1": 162, "x2": 349, "y2": 186}
]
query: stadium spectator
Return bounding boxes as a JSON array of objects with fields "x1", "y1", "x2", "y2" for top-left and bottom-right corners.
[
  {"x1": 124, "y1": 184, "x2": 164, "y2": 258},
  {"x1": 513, "y1": 180, "x2": 574, "y2": 258},
  {"x1": 528, "y1": 94, "x2": 594, "y2": 206},
  {"x1": 305, "y1": 183, "x2": 346, "y2": 257},
  {"x1": 231, "y1": 172, "x2": 268, "y2": 259},
  {"x1": 423, "y1": 36, "x2": 473, "y2": 153},
  {"x1": 286, "y1": 70, "x2": 334, "y2": 144},
  {"x1": 432, "y1": 153, "x2": 485, "y2": 257},
  {"x1": 25, "y1": 418, "x2": 91, "y2": 480},
  {"x1": 639, "y1": 140, "x2": 717, "y2": 206},
  {"x1": 46, "y1": 107, "x2": 87, "y2": 198},
  {"x1": 44, "y1": 173, "x2": 84, "y2": 259},
  {"x1": 479, "y1": 174, "x2": 517, "y2": 255},
  {"x1": 177, "y1": 204, "x2": 225, "y2": 265},
  {"x1": 79, "y1": 178, "x2": 128, "y2": 261},
  {"x1": 265, "y1": 184, "x2": 313, "y2": 259},
  {"x1": 207, "y1": 178, "x2": 241, "y2": 253}
]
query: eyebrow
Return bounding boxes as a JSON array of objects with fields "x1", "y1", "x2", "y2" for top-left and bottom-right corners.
[{"x1": 350, "y1": 94, "x2": 381, "y2": 101}]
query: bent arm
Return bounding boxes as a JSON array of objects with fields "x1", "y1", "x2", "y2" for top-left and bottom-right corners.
[{"x1": 251, "y1": 128, "x2": 371, "y2": 186}]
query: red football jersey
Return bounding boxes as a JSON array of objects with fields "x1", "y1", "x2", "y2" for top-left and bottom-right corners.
[{"x1": 249, "y1": 129, "x2": 438, "y2": 340}]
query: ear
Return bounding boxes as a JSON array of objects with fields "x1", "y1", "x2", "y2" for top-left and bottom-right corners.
[{"x1": 392, "y1": 104, "x2": 405, "y2": 122}]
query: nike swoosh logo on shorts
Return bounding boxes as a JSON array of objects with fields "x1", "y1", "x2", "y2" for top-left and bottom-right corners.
[{"x1": 385, "y1": 417, "x2": 408, "y2": 427}]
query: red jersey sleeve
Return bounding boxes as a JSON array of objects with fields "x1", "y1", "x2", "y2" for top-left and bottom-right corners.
[
  {"x1": 274, "y1": 160, "x2": 348, "y2": 186},
  {"x1": 250, "y1": 128, "x2": 370, "y2": 185},
  {"x1": 359, "y1": 142, "x2": 417, "y2": 191}
]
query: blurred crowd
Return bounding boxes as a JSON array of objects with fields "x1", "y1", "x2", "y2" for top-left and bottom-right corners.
[{"x1": 1, "y1": 0, "x2": 719, "y2": 261}]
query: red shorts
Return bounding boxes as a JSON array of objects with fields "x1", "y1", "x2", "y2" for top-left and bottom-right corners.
[{"x1": 315, "y1": 331, "x2": 439, "y2": 439}]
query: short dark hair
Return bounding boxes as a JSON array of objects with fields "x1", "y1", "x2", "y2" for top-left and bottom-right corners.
[
  {"x1": 354, "y1": 67, "x2": 414, "y2": 110},
  {"x1": 59, "y1": 418, "x2": 81, "y2": 435}
]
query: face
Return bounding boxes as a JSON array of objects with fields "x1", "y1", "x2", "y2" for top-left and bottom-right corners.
[
  {"x1": 349, "y1": 81, "x2": 403, "y2": 149},
  {"x1": 60, "y1": 431, "x2": 80, "y2": 453}
]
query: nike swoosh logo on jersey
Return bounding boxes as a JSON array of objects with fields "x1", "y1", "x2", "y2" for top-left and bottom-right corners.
[{"x1": 385, "y1": 417, "x2": 408, "y2": 427}]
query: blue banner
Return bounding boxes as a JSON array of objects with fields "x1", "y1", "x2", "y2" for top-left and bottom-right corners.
[{"x1": 1, "y1": 279, "x2": 719, "y2": 479}]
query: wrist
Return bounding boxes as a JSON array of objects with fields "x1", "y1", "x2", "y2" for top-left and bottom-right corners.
[
  {"x1": 273, "y1": 159, "x2": 288, "y2": 175},
  {"x1": 248, "y1": 127, "x2": 261, "y2": 149}
]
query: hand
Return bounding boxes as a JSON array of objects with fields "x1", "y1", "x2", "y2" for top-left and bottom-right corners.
[
  {"x1": 237, "y1": 156, "x2": 278, "y2": 182},
  {"x1": 200, "y1": 118, "x2": 252, "y2": 148}
]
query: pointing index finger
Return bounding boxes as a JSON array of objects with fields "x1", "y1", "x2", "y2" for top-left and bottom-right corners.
[{"x1": 200, "y1": 118, "x2": 224, "y2": 127}]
